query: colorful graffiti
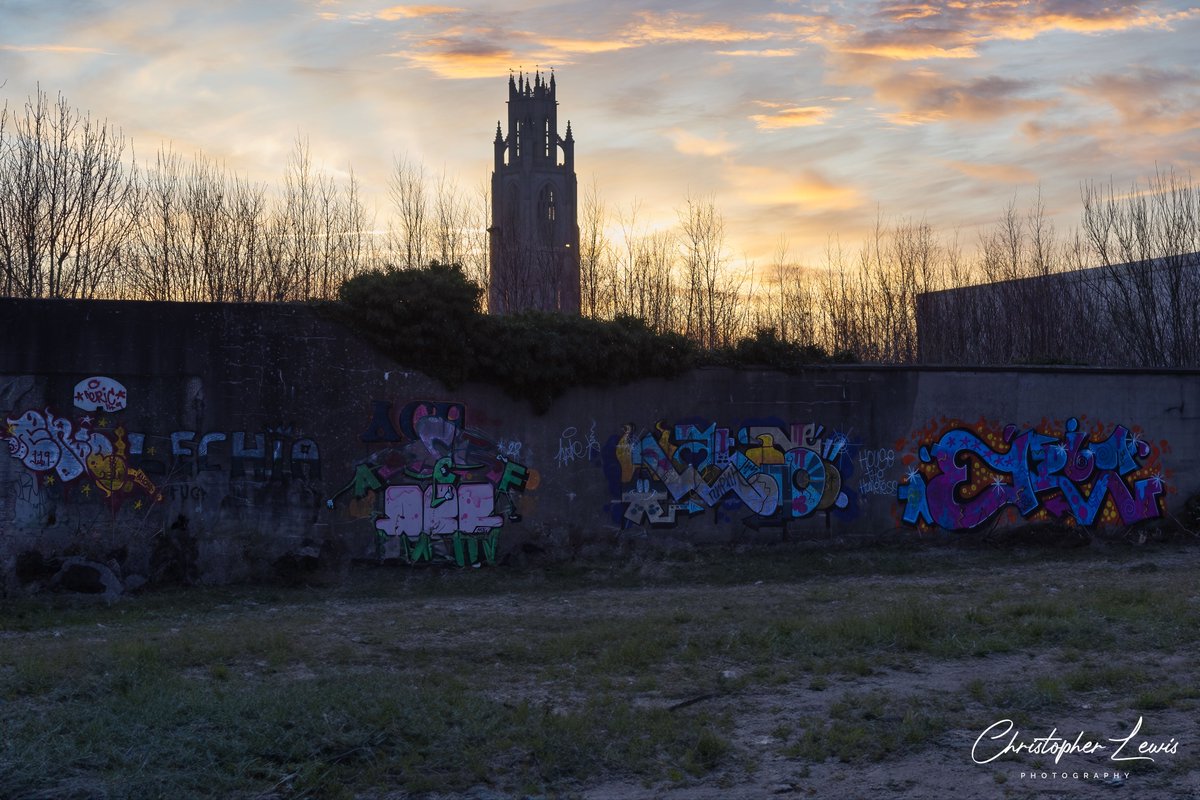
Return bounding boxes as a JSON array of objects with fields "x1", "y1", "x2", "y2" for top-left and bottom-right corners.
[
  {"x1": 3, "y1": 409, "x2": 161, "y2": 503},
  {"x1": 2, "y1": 406, "x2": 323, "y2": 511},
  {"x1": 609, "y1": 420, "x2": 851, "y2": 528},
  {"x1": 897, "y1": 416, "x2": 1168, "y2": 530},
  {"x1": 329, "y1": 400, "x2": 534, "y2": 567}
]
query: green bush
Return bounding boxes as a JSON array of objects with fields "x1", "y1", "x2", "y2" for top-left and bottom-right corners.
[
  {"x1": 331, "y1": 262, "x2": 482, "y2": 387},
  {"x1": 711, "y1": 327, "x2": 855, "y2": 370},
  {"x1": 327, "y1": 264, "x2": 852, "y2": 412}
]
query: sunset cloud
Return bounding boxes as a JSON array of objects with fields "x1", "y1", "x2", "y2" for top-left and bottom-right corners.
[
  {"x1": 823, "y1": 0, "x2": 1200, "y2": 65},
  {"x1": 376, "y1": 5, "x2": 463, "y2": 20},
  {"x1": 624, "y1": 11, "x2": 775, "y2": 45},
  {"x1": 2, "y1": 0, "x2": 1198, "y2": 267},
  {"x1": 729, "y1": 165, "x2": 863, "y2": 211},
  {"x1": 666, "y1": 128, "x2": 736, "y2": 157},
  {"x1": 0, "y1": 44, "x2": 114, "y2": 55},
  {"x1": 947, "y1": 160, "x2": 1039, "y2": 183},
  {"x1": 716, "y1": 48, "x2": 800, "y2": 57},
  {"x1": 872, "y1": 68, "x2": 1054, "y2": 124},
  {"x1": 395, "y1": 38, "x2": 517, "y2": 79},
  {"x1": 1073, "y1": 67, "x2": 1200, "y2": 135},
  {"x1": 390, "y1": 8, "x2": 782, "y2": 80},
  {"x1": 540, "y1": 37, "x2": 634, "y2": 55},
  {"x1": 836, "y1": 23, "x2": 979, "y2": 60},
  {"x1": 749, "y1": 104, "x2": 833, "y2": 129},
  {"x1": 976, "y1": 3, "x2": 1200, "y2": 40}
]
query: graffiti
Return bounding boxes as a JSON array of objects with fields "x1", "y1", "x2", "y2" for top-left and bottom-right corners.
[
  {"x1": 3, "y1": 408, "x2": 321, "y2": 509},
  {"x1": 610, "y1": 420, "x2": 851, "y2": 527},
  {"x1": 897, "y1": 417, "x2": 1167, "y2": 530},
  {"x1": 163, "y1": 484, "x2": 207, "y2": 502},
  {"x1": 858, "y1": 448, "x2": 898, "y2": 497},
  {"x1": 141, "y1": 426, "x2": 321, "y2": 480},
  {"x1": 6, "y1": 409, "x2": 110, "y2": 482},
  {"x1": 3, "y1": 409, "x2": 161, "y2": 503},
  {"x1": 330, "y1": 400, "x2": 534, "y2": 567},
  {"x1": 0, "y1": 473, "x2": 45, "y2": 525},
  {"x1": 555, "y1": 422, "x2": 601, "y2": 467},
  {"x1": 73, "y1": 376, "x2": 128, "y2": 413},
  {"x1": 496, "y1": 438, "x2": 524, "y2": 461}
]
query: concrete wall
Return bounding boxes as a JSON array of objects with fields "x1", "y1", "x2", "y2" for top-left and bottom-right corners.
[{"x1": 2, "y1": 299, "x2": 1197, "y2": 592}]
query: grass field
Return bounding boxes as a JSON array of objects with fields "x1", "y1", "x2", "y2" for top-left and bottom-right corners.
[{"x1": 2, "y1": 540, "x2": 1199, "y2": 799}]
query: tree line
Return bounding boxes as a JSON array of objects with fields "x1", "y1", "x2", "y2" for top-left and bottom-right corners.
[
  {"x1": 0, "y1": 89, "x2": 373, "y2": 302},
  {"x1": 3, "y1": 87, "x2": 1198, "y2": 367}
]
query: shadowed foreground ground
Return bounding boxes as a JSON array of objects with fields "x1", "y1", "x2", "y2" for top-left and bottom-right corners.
[{"x1": 2, "y1": 541, "x2": 1198, "y2": 799}]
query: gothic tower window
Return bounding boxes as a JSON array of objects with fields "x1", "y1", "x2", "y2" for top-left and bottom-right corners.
[{"x1": 539, "y1": 185, "x2": 557, "y2": 244}]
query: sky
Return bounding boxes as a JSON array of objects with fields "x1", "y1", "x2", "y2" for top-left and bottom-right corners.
[{"x1": 2, "y1": 0, "x2": 1199, "y2": 266}]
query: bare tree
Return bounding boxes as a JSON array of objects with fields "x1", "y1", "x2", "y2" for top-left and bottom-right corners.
[
  {"x1": 128, "y1": 146, "x2": 274, "y2": 302},
  {"x1": 578, "y1": 176, "x2": 610, "y2": 319},
  {"x1": 677, "y1": 193, "x2": 728, "y2": 347},
  {"x1": 1081, "y1": 169, "x2": 1200, "y2": 367},
  {"x1": 818, "y1": 216, "x2": 953, "y2": 363},
  {"x1": 430, "y1": 169, "x2": 458, "y2": 267},
  {"x1": 387, "y1": 154, "x2": 429, "y2": 269},
  {"x1": 0, "y1": 88, "x2": 139, "y2": 299},
  {"x1": 759, "y1": 237, "x2": 816, "y2": 346},
  {"x1": 260, "y1": 137, "x2": 367, "y2": 301},
  {"x1": 465, "y1": 174, "x2": 491, "y2": 300}
]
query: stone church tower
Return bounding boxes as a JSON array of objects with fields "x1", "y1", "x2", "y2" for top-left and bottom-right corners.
[{"x1": 489, "y1": 71, "x2": 581, "y2": 314}]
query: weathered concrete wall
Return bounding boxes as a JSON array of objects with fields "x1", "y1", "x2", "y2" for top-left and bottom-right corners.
[{"x1": 2, "y1": 299, "x2": 1197, "y2": 593}]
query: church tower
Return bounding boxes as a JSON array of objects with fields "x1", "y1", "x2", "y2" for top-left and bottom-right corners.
[{"x1": 489, "y1": 70, "x2": 581, "y2": 314}]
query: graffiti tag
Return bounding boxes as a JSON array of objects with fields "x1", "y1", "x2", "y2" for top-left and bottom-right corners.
[
  {"x1": 898, "y1": 417, "x2": 1165, "y2": 530},
  {"x1": 612, "y1": 420, "x2": 851, "y2": 527},
  {"x1": 73, "y1": 376, "x2": 127, "y2": 413},
  {"x1": 330, "y1": 401, "x2": 534, "y2": 567}
]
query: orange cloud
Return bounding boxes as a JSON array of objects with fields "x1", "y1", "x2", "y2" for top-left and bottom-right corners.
[
  {"x1": 376, "y1": 5, "x2": 463, "y2": 20},
  {"x1": 750, "y1": 104, "x2": 833, "y2": 129},
  {"x1": 716, "y1": 48, "x2": 801, "y2": 57},
  {"x1": 665, "y1": 129, "x2": 735, "y2": 157},
  {"x1": 625, "y1": 11, "x2": 774, "y2": 44},
  {"x1": 758, "y1": 12, "x2": 845, "y2": 38},
  {"x1": 947, "y1": 160, "x2": 1039, "y2": 183},
  {"x1": 729, "y1": 165, "x2": 863, "y2": 211},
  {"x1": 0, "y1": 44, "x2": 113, "y2": 55},
  {"x1": 392, "y1": 8, "x2": 783, "y2": 79},
  {"x1": 838, "y1": 41, "x2": 977, "y2": 59},
  {"x1": 1073, "y1": 67, "x2": 1200, "y2": 136},
  {"x1": 880, "y1": 3, "x2": 942, "y2": 22},
  {"x1": 396, "y1": 42, "x2": 516, "y2": 79},
  {"x1": 980, "y1": 6, "x2": 1200, "y2": 40},
  {"x1": 540, "y1": 37, "x2": 635, "y2": 55},
  {"x1": 873, "y1": 68, "x2": 1054, "y2": 124},
  {"x1": 822, "y1": 1, "x2": 1200, "y2": 65}
]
